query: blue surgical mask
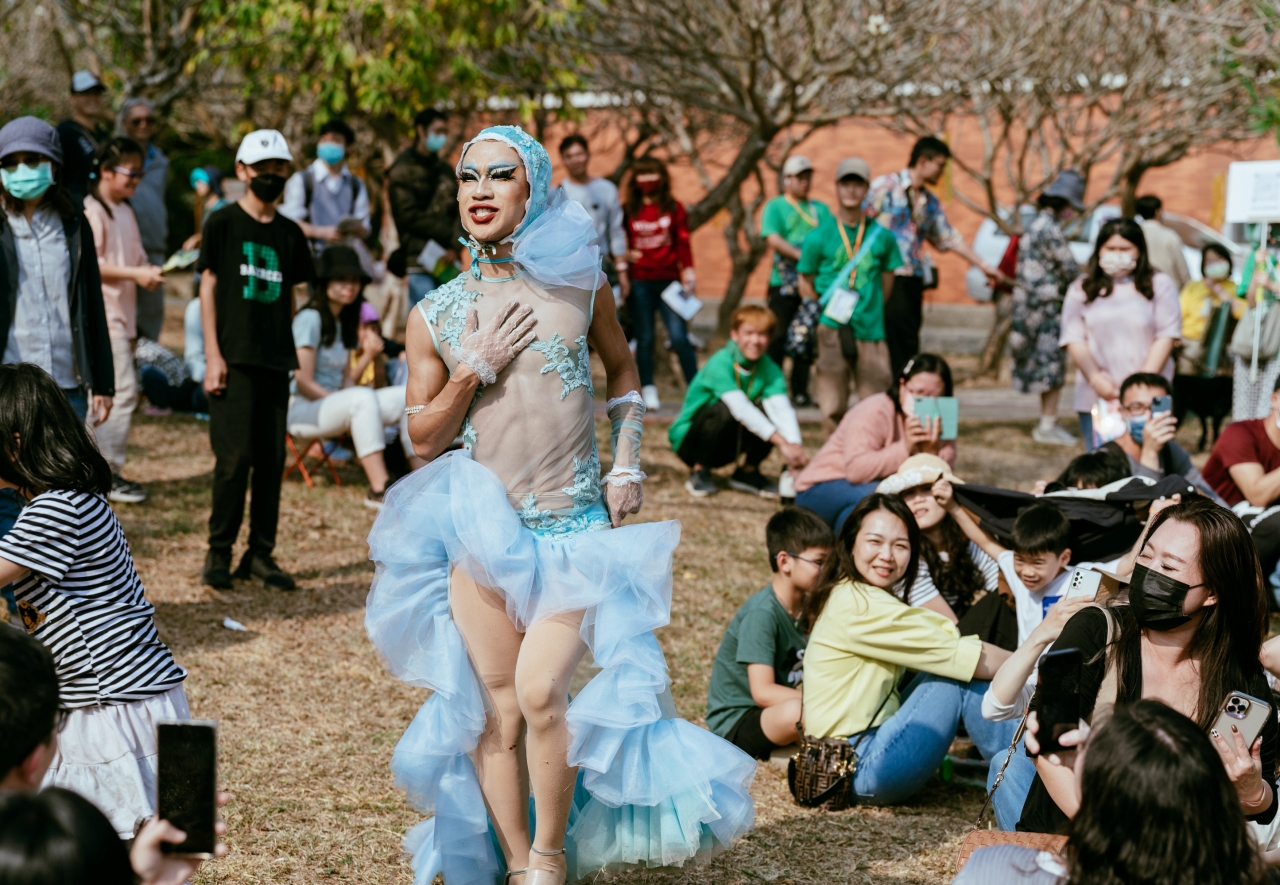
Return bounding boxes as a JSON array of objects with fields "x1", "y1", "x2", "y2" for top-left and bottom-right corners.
[
  {"x1": 1127, "y1": 414, "x2": 1147, "y2": 445},
  {"x1": 1, "y1": 161, "x2": 54, "y2": 201},
  {"x1": 425, "y1": 132, "x2": 447, "y2": 153},
  {"x1": 317, "y1": 142, "x2": 345, "y2": 166}
]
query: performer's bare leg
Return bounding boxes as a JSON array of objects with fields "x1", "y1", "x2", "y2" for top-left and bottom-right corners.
[
  {"x1": 516, "y1": 610, "x2": 587, "y2": 880},
  {"x1": 449, "y1": 569, "x2": 531, "y2": 868}
]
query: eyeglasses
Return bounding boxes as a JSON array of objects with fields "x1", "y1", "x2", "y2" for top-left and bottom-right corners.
[
  {"x1": 787, "y1": 552, "x2": 827, "y2": 569},
  {"x1": 110, "y1": 166, "x2": 144, "y2": 180},
  {"x1": 1122, "y1": 402, "x2": 1151, "y2": 417}
]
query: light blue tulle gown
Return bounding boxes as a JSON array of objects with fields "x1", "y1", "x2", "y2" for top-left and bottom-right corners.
[{"x1": 365, "y1": 126, "x2": 756, "y2": 885}]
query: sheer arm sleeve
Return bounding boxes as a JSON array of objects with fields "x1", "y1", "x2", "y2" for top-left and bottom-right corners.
[{"x1": 605, "y1": 391, "x2": 647, "y2": 483}]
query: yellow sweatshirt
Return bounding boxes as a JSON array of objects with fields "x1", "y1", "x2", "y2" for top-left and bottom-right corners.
[{"x1": 803, "y1": 580, "x2": 982, "y2": 738}]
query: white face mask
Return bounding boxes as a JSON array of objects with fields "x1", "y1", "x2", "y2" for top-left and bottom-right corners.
[
  {"x1": 1098, "y1": 249, "x2": 1137, "y2": 278},
  {"x1": 1204, "y1": 261, "x2": 1230, "y2": 280}
]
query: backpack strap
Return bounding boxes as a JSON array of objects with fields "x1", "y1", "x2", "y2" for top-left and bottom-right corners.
[
  {"x1": 302, "y1": 168, "x2": 314, "y2": 215},
  {"x1": 1090, "y1": 603, "x2": 1121, "y2": 731}
]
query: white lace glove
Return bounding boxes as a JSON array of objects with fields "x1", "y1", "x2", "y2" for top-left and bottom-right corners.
[
  {"x1": 603, "y1": 391, "x2": 646, "y2": 526},
  {"x1": 450, "y1": 300, "x2": 537, "y2": 385}
]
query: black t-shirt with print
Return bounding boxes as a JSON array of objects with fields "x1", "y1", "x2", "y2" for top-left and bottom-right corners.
[{"x1": 196, "y1": 203, "x2": 313, "y2": 372}]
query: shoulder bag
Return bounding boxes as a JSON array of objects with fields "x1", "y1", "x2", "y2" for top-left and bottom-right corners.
[
  {"x1": 787, "y1": 689, "x2": 892, "y2": 810},
  {"x1": 1229, "y1": 298, "x2": 1280, "y2": 363}
]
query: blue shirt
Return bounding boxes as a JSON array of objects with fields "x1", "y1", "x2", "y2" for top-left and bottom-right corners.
[{"x1": 3, "y1": 207, "x2": 78, "y2": 387}]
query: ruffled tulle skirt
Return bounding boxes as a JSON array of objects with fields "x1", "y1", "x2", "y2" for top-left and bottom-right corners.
[{"x1": 365, "y1": 452, "x2": 756, "y2": 883}]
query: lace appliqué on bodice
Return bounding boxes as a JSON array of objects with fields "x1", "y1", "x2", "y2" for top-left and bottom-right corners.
[
  {"x1": 529, "y1": 333, "x2": 593, "y2": 399},
  {"x1": 422, "y1": 276, "x2": 480, "y2": 349}
]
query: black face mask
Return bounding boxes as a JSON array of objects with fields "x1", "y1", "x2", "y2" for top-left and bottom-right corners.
[
  {"x1": 1129, "y1": 563, "x2": 1200, "y2": 631},
  {"x1": 249, "y1": 172, "x2": 286, "y2": 203}
]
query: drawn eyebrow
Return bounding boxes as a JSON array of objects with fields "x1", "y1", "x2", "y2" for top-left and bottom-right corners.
[
  {"x1": 460, "y1": 161, "x2": 480, "y2": 173},
  {"x1": 487, "y1": 162, "x2": 518, "y2": 174}
]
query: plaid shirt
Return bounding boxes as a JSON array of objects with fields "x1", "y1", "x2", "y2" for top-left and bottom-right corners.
[
  {"x1": 863, "y1": 169, "x2": 965, "y2": 277},
  {"x1": 134, "y1": 336, "x2": 189, "y2": 386}
]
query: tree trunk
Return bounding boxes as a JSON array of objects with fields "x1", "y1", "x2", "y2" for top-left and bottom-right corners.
[
  {"x1": 977, "y1": 289, "x2": 1013, "y2": 377},
  {"x1": 1119, "y1": 164, "x2": 1148, "y2": 219},
  {"x1": 716, "y1": 186, "x2": 768, "y2": 335}
]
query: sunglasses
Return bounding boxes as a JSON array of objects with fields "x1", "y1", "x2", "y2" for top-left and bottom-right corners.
[
  {"x1": 0, "y1": 157, "x2": 49, "y2": 170},
  {"x1": 110, "y1": 166, "x2": 145, "y2": 180},
  {"x1": 127, "y1": 116, "x2": 158, "y2": 126}
]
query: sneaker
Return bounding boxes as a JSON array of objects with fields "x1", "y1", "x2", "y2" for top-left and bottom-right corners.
[
  {"x1": 792, "y1": 393, "x2": 814, "y2": 408},
  {"x1": 364, "y1": 489, "x2": 385, "y2": 511},
  {"x1": 684, "y1": 468, "x2": 717, "y2": 498},
  {"x1": 1032, "y1": 424, "x2": 1078, "y2": 446},
  {"x1": 108, "y1": 474, "x2": 148, "y2": 504},
  {"x1": 322, "y1": 441, "x2": 354, "y2": 463},
  {"x1": 201, "y1": 549, "x2": 233, "y2": 590},
  {"x1": 641, "y1": 384, "x2": 661, "y2": 411},
  {"x1": 729, "y1": 468, "x2": 780, "y2": 498},
  {"x1": 234, "y1": 551, "x2": 297, "y2": 591}
]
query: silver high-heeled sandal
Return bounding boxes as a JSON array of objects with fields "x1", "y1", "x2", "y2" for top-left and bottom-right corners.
[{"x1": 526, "y1": 846, "x2": 567, "y2": 885}]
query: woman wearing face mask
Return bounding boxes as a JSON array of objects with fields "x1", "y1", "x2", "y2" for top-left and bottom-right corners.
[
  {"x1": 796, "y1": 353, "x2": 956, "y2": 532},
  {"x1": 0, "y1": 116, "x2": 115, "y2": 427},
  {"x1": 1060, "y1": 217, "x2": 1182, "y2": 450},
  {"x1": 1015, "y1": 496, "x2": 1275, "y2": 835},
  {"x1": 1174, "y1": 244, "x2": 1240, "y2": 446},
  {"x1": 621, "y1": 157, "x2": 698, "y2": 410},
  {"x1": 366, "y1": 127, "x2": 754, "y2": 884},
  {"x1": 800, "y1": 494, "x2": 1014, "y2": 806}
]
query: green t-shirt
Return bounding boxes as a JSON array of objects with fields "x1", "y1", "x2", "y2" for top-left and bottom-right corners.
[
  {"x1": 668, "y1": 341, "x2": 787, "y2": 452},
  {"x1": 760, "y1": 196, "x2": 832, "y2": 287},
  {"x1": 796, "y1": 215, "x2": 903, "y2": 340},
  {"x1": 705, "y1": 586, "x2": 808, "y2": 738}
]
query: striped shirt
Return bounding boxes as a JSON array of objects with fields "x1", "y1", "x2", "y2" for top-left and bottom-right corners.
[
  {"x1": 1, "y1": 489, "x2": 185, "y2": 708},
  {"x1": 908, "y1": 541, "x2": 1000, "y2": 609}
]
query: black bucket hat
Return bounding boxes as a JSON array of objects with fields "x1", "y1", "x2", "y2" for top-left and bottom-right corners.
[{"x1": 315, "y1": 244, "x2": 370, "y2": 284}]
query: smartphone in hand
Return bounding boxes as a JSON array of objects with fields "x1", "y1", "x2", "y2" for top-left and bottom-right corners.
[
  {"x1": 1151, "y1": 394, "x2": 1172, "y2": 415},
  {"x1": 1064, "y1": 569, "x2": 1102, "y2": 601},
  {"x1": 157, "y1": 720, "x2": 218, "y2": 858},
  {"x1": 1214, "y1": 692, "x2": 1272, "y2": 750},
  {"x1": 1036, "y1": 648, "x2": 1083, "y2": 755}
]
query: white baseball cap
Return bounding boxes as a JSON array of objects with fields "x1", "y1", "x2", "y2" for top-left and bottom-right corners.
[
  {"x1": 782, "y1": 155, "x2": 814, "y2": 177},
  {"x1": 236, "y1": 129, "x2": 293, "y2": 165},
  {"x1": 71, "y1": 70, "x2": 105, "y2": 94}
]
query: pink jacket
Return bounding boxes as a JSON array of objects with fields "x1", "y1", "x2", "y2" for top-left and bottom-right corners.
[{"x1": 795, "y1": 393, "x2": 957, "y2": 492}]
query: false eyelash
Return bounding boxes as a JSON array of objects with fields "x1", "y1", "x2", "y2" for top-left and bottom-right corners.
[
  {"x1": 457, "y1": 171, "x2": 479, "y2": 182},
  {"x1": 489, "y1": 169, "x2": 517, "y2": 180}
]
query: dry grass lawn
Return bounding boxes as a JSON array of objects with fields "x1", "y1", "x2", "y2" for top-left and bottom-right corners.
[{"x1": 116, "y1": 320, "x2": 1210, "y2": 883}]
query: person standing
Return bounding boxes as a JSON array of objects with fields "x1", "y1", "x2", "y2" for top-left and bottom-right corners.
[
  {"x1": 280, "y1": 119, "x2": 370, "y2": 257},
  {"x1": 622, "y1": 156, "x2": 699, "y2": 410},
  {"x1": 797, "y1": 157, "x2": 902, "y2": 435},
  {"x1": 1009, "y1": 170, "x2": 1084, "y2": 446},
  {"x1": 387, "y1": 108, "x2": 464, "y2": 306},
  {"x1": 761, "y1": 155, "x2": 831, "y2": 406},
  {"x1": 118, "y1": 98, "x2": 169, "y2": 342},
  {"x1": 556, "y1": 134, "x2": 630, "y2": 299},
  {"x1": 197, "y1": 129, "x2": 314, "y2": 591},
  {"x1": 1060, "y1": 217, "x2": 1181, "y2": 449},
  {"x1": 56, "y1": 71, "x2": 110, "y2": 204},
  {"x1": 865, "y1": 136, "x2": 1002, "y2": 378},
  {"x1": 84, "y1": 137, "x2": 166, "y2": 504},
  {"x1": 1136, "y1": 195, "x2": 1191, "y2": 292}
]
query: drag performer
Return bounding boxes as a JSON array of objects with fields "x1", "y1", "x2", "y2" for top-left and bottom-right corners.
[{"x1": 365, "y1": 126, "x2": 756, "y2": 885}]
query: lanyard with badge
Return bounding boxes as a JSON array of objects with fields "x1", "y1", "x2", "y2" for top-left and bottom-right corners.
[
  {"x1": 822, "y1": 219, "x2": 866, "y2": 325},
  {"x1": 784, "y1": 195, "x2": 818, "y2": 230}
]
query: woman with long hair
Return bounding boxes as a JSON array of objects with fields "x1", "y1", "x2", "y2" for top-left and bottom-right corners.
[
  {"x1": 955, "y1": 700, "x2": 1266, "y2": 885},
  {"x1": 1059, "y1": 217, "x2": 1181, "y2": 449},
  {"x1": 800, "y1": 493, "x2": 1013, "y2": 805},
  {"x1": 795, "y1": 352, "x2": 954, "y2": 531},
  {"x1": 1015, "y1": 495, "x2": 1276, "y2": 834},
  {"x1": 621, "y1": 156, "x2": 698, "y2": 409},
  {"x1": 83, "y1": 135, "x2": 166, "y2": 504},
  {"x1": 367, "y1": 126, "x2": 753, "y2": 884},
  {"x1": 285, "y1": 244, "x2": 421, "y2": 509}
]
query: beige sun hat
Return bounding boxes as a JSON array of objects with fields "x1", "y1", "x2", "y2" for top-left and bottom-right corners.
[{"x1": 875, "y1": 454, "x2": 963, "y2": 496}]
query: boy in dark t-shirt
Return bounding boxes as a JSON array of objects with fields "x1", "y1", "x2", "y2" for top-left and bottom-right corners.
[
  {"x1": 705, "y1": 507, "x2": 833, "y2": 759},
  {"x1": 197, "y1": 129, "x2": 314, "y2": 591}
]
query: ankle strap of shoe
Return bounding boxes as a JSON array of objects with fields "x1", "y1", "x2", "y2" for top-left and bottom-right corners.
[{"x1": 530, "y1": 846, "x2": 565, "y2": 857}]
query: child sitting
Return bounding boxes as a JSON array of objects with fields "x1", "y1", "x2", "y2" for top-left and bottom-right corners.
[
  {"x1": 936, "y1": 481, "x2": 1075, "y2": 647},
  {"x1": 705, "y1": 507, "x2": 834, "y2": 759},
  {"x1": 0, "y1": 364, "x2": 188, "y2": 838}
]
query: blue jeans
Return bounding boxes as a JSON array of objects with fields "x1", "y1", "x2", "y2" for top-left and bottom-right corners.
[
  {"x1": 1078, "y1": 411, "x2": 1096, "y2": 451},
  {"x1": 796, "y1": 478, "x2": 881, "y2": 532},
  {"x1": 64, "y1": 386, "x2": 88, "y2": 423},
  {"x1": 407, "y1": 272, "x2": 438, "y2": 307},
  {"x1": 629, "y1": 278, "x2": 698, "y2": 386},
  {"x1": 986, "y1": 736, "x2": 1036, "y2": 831},
  {"x1": 849, "y1": 673, "x2": 1016, "y2": 806}
]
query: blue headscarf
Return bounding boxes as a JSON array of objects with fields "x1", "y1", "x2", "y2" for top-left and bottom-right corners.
[{"x1": 456, "y1": 125, "x2": 602, "y2": 291}]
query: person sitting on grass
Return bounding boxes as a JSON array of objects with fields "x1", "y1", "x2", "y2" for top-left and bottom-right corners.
[
  {"x1": 954, "y1": 701, "x2": 1267, "y2": 885},
  {"x1": 287, "y1": 245, "x2": 424, "y2": 510},
  {"x1": 800, "y1": 493, "x2": 1014, "y2": 806},
  {"x1": 795, "y1": 353, "x2": 955, "y2": 531},
  {"x1": 668, "y1": 304, "x2": 808, "y2": 498},
  {"x1": 705, "y1": 506, "x2": 834, "y2": 759},
  {"x1": 0, "y1": 363, "x2": 189, "y2": 839},
  {"x1": 135, "y1": 337, "x2": 208, "y2": 417},
  {"x1": 1039, "y1": 444, "x2": 1131, "y2": 493}
]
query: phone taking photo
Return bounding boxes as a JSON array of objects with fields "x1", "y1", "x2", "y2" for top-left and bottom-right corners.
[
  {"x1": 1036, "y1": 648, "x2": 1083, "y2": 755},
  {"x1": 1213, "y1": 692, "x2": 1272, "y2": 752},
  {"x1": 156, "y1": 720, "x2": 218, "y2": 858},
  {"x1": 1064, "y1": 569, "x2": 1102, "y2": 601},
  {"x1": 1151, "y1": 394, "x2": 1172, "y2": 415}
]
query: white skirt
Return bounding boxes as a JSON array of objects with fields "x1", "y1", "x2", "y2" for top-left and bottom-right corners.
[{"x1": 42, "y1": 684, "x2": 190, "y2": 838}]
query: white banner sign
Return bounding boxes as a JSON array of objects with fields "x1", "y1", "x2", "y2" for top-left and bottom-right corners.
[{"x1": 1226, "y1": 161, "x2": 1280, "y2": 224}]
